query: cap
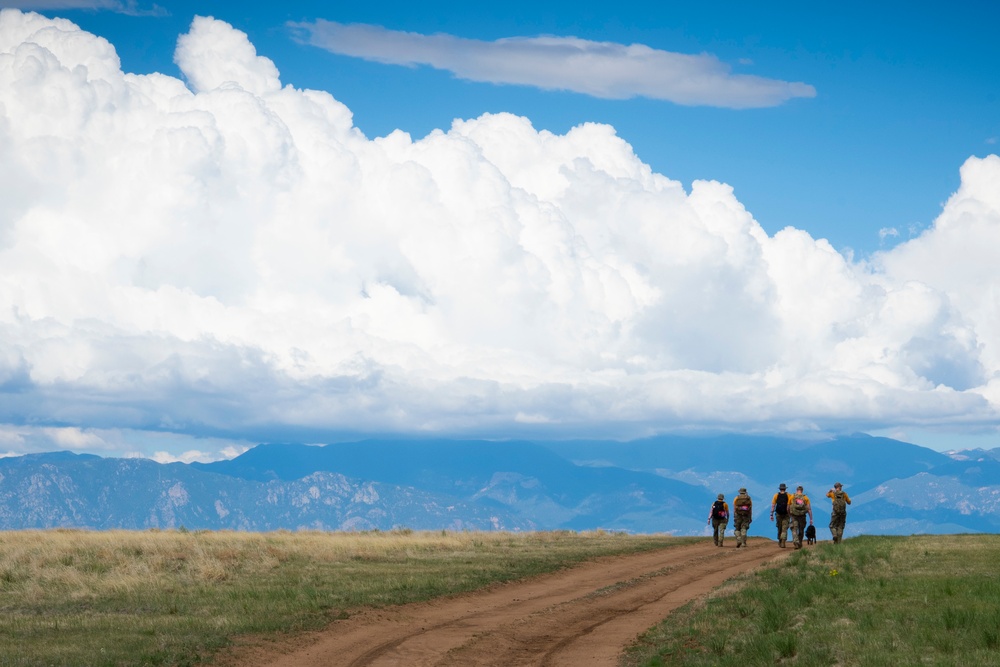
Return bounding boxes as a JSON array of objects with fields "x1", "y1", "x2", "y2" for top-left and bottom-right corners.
[
  {"x1": 834, "y1": 482, "x2": 843, "y2": 488},
  {"x1": 796, "y1": 485, "x2": 804, "y2": 491},
  {"x1": 738, "y1": 487, "x2": 747, "y2": 494},
  {"x1": 717, "y1": 493, "x2": 724, "y2": 500},
  {"x1": 779, "y1": 483, "x2": 786, "y2": 490}
]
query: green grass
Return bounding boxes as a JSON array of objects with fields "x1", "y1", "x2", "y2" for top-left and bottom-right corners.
[
  {"x1": 6, "y1": 530, "x2": 998, "y2": 667},
  {"x1": 0, "y1": 529, "x2": 693, "y2": 667},
  {"x1": 622, "y1": 534, "x2": 1000, "y2": 667}
]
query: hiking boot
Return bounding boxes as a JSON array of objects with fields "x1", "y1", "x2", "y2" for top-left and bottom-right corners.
[{"x1": 735, "y1": 543, "x2": 741, "y2": 548}]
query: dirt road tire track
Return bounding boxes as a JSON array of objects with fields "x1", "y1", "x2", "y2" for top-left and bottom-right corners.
[{"x1": 221, "y1": 538, "x2": 791, "y2": 667}]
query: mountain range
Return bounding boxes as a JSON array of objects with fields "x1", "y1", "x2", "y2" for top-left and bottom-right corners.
[{"x1": 2, "y1": 434, "x2": 998, "y2": 537}]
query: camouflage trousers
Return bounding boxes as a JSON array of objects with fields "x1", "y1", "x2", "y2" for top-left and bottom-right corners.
[
  {"x1": 733, "y1": 514, "x2": 752, "y2": 546},
  {"x1": 829, "y1": 512, "x2": 847, "y2": 544},
  {"x1": 774, "y1": 514, "x2": 789, "y2": 545},
  {"x1": 711, "y1": 519, "x2": 728, "y2": 546},
  {"x1": 790, "y1": 513, "x2": 808, "y2": 549}
]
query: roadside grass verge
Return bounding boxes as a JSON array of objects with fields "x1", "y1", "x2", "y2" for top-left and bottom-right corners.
[
  {"x1": 0, "y1": 529, "x2": 693, "y2": 667},
  {"x1": 623, "y1": 534, "x2": 1000, "y2": 667}
]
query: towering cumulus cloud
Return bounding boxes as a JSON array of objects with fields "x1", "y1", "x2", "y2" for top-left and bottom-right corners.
[{"x1": 0, "y1": 10, "x2": 998, "y2": 457}]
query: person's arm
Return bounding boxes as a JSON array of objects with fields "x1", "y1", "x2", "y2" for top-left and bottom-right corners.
[
  {"x1": 807, "y1": 499, "x2": 813, "y2": 523},
  {"x1": 845, "y1": 492, "x2": 852, "y2": 504},
  {"x1": 770, "y1": 494, "x2": 776, "y2": 519}
]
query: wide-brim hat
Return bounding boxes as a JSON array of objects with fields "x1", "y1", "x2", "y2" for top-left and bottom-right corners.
[
  {"x1": 738, "y1": 487, "x2": 747, "y2": 494},
  {"x1": 717, "y1": 493, "x2": 724, "y2": 500},
  {"x1": 779, "y1": 483, "x2": 786, "y2": 490}
]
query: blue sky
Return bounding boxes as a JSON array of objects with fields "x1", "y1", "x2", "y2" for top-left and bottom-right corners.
[
  {"x1": 39, "y1": 0, "x2": 997, "y2": 255},
  {"x1": 0, "y1": 0, "x2": 999, "y2": 461}
]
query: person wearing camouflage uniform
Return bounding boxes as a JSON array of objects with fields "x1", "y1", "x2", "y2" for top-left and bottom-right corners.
[
  {"x1": 826, "y1": 482, "x2": 852, "y2": 544},
  {"x1": 731, "y1": 487, "x2": 753, "y2": 548},
  {"x1": 788, "y1": 485, "x2": 813, "y2": 550},
  {"x1": 707, "y1": 493, "x2": 729, "y2": 547}
]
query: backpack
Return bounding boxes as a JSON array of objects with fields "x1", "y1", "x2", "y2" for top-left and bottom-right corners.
[
  {"x1": 712, "y1": 500, "x2": 728, "y2": 521},
  {"x1": 789, "y1": 493, "x2": 808, "y2": 516},
  {"x1": 832, "y1": 490, "x2": 847, "y2": 515},
  {"x1": 734, "y1": 495, "x2": 752, "y2": 516},
  {"x1": 774, "y1": 492, "x2": 789, "y2": 516}
]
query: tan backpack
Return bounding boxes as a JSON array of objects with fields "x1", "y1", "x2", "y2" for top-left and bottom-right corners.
[
  {"x1": 831, "y1": 490, "x2": 847, "y2": 515},
  {"x1": 789, "y1": 492, "x2": 808, "y2": 516}
]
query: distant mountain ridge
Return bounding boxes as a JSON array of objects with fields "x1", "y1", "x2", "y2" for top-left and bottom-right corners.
[
  {"x1": 0, "y1": 450, "x2": 531, "y2": 532},
  {"x1": 2, "y1": 435, "x2": 998, "y2": 536}
]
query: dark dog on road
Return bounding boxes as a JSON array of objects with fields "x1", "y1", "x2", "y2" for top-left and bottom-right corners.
[{"x1": 805, "y1": 524, "x2": 816, "y2": 545}]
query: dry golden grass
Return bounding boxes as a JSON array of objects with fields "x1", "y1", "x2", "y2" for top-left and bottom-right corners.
[
  {"x1": 0, "y1": 528, "x2": 689, "y2": 667},
  {"x1": 2, "y1": 529, "x2": 565, "y2": 591}
]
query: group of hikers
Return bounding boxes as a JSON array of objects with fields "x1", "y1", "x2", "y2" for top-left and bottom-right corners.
[{"x1": 707, "y1": 482, "x2": 852, "y2": 549}]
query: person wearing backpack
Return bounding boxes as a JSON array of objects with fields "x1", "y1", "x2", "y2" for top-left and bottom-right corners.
[
  {"x1": 770, "y1": 483, "x2": 791, "y2": 548},
  {"x1": 731, "y1": 487, "x2": 753, "y2": 548},
  {"x1": 826, "y1": 482, "x2": 852, "y2": 544},
  {"x1": 787, "y1": 485, "x2": 813, "y2": 550},
  {"x1": 707, "y1": 493, "x2": 729, "y2": 547}
]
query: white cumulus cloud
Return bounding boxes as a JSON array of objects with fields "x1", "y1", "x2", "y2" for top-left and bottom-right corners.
[
  {"x1": 289, "y1": 20, "x2": 816, "y2": 108},
  {"x1": 0, "y1": 10, "x2": 998, "y2": 459}
]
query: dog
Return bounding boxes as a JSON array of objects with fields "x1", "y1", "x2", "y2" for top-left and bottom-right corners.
[{"x1": 805, "y1": 524, "x2": 817, "y2": 545}]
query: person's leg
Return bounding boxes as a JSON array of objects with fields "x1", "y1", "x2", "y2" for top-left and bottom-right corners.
[
  {"x1": 833, "y1": 514, "x2": 846, "y2": 543},
  {"x1": 716, "y1": 520, "x2": 726, "y2": 546}
]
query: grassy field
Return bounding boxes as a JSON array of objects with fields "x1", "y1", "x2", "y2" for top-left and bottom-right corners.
[
  {"x1": 623, "y1": 534, "x2": 1000, "y2": 667},
  {"x1": 4, "y1": 530, "x2": 998, "y2": 667},
  {"x1": 0, "y1": 528, "x2": 691, "y2": 667}
]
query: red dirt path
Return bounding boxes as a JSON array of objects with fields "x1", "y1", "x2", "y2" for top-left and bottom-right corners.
[{"x1": 219, "y1": 538, "x2": 791, "y2": 667}]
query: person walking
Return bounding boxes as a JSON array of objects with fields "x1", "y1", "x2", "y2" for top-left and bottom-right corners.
[
  {"x1": 707, "y1": 493, "x2": 729, "y2": 547},
  {"x1": 826, "y1": 482, "x2": 852, "y2": 544},
  {"x1": 770, "y1": 483, "x2": 791, "y2": 547},
  {"x1": 788, "y1": 485, "x2": 813, "y2": 550},
  {"x1": 732, "y1": 487, "x2": 753, "y2": 548}
]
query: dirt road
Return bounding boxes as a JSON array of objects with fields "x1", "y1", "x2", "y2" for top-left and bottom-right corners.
[{"x1": 222, "y1": 538, "x2": 791, "y2": 667}]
